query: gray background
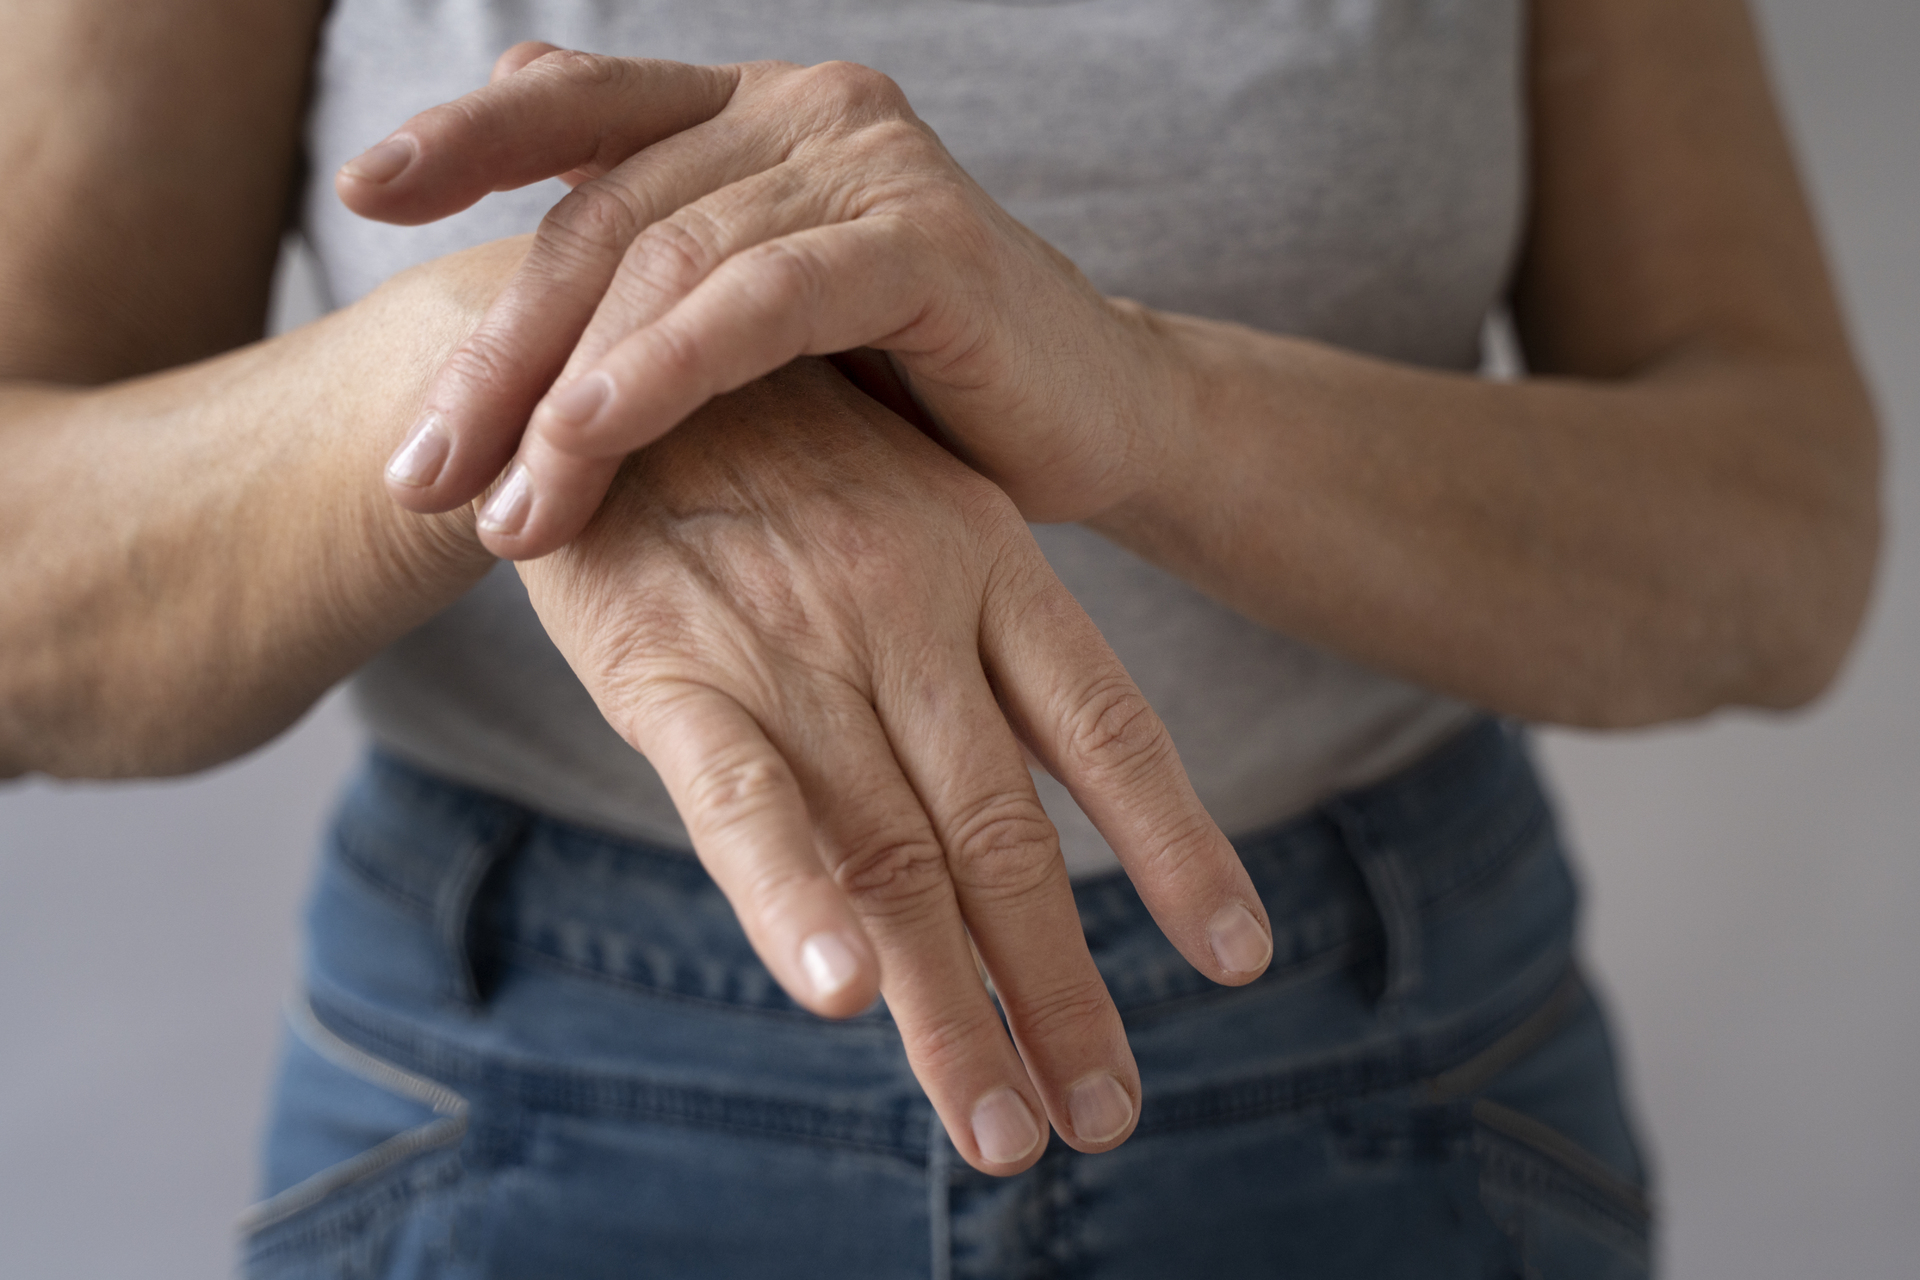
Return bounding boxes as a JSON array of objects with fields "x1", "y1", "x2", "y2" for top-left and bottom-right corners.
[{"x1": 2, "y1": 1, "x2": 1914, "y2": 1274}]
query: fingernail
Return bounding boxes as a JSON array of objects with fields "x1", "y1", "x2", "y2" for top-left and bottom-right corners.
[
  {"x1": 543, "y1": 372, "x2": 613, "y2": 427},
  {"x1": 970, "y1": 1087, "x2": 1042, "y2": 1166},
  {"x1": 1208, "y1": 902, "x2": 1272, "y2": 975},
  {"x1": 343, "y1": 137, "x2": 415, "y2": 184},
  {"x1": 386, "y1": 414, "x2": 449, "y2": 488},
  {"x1": 478, "y1": 464, "x2": 532, "y2": 535},
  {"x1": 799, "y1": 932, "x2": 861, "y2": 1001},
  {"x1": 1067, "y1": 1072, "x2": 1135, "y2": 1144}
]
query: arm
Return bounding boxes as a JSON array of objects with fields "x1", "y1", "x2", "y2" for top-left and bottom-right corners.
[
  {"x1": 0, "y1": 257, "x2": 502, "y2": 778},
  {"x1": 0, "y1": 0, "x2": 494, "y2": 778},
  {"x1": 361, "y1": 0, "x2": 1878, "y2": 727},
  {"x1": 1094, "y1": 0, "x2": 1881, "y2": 726}
]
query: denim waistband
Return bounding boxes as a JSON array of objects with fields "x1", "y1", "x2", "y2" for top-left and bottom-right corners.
[{"x1": 327, "y1": 716, "x2": 1547, "y2": 1021}]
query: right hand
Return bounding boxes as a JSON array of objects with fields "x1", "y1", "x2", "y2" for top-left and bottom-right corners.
[
  {"x1": 517, "y1": 356, "x2": 1274, "y2": 1174},
  {"x1": 343, "y1": 49, "x2": 1191, "y2": 559}
]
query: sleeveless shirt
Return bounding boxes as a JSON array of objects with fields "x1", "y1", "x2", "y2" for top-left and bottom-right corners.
[{"x1": 303, "y1": 0, "x2": 1522, "y2": 877}]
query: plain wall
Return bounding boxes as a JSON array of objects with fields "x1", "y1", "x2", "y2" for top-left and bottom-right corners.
[{"x1": 2, "y1": 2, "x2": 1914, "y2": 1275}]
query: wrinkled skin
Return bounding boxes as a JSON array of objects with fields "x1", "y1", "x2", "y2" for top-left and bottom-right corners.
[{"x1": 519, "y1": 356, "x2": 1269, "y2": 1173}]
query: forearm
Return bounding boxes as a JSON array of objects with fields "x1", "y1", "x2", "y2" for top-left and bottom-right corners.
[
  {"x1": 1095, "y1": 314, "x2": 1880, "y2": 727},
  {"x1": 0, "y1": 261, "x2": 504, "y2": 779}
]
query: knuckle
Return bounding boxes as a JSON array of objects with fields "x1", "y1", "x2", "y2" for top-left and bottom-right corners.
[
  {"x1": 1131, "y1": 809, "x2": 1226, "y2": 886},
  {"x1": 945, "y1": 792, "x2": 1059, "y2": 897},
  {"x1": 740, "y1": 237, "x2": 826, "y2": 313},
  {"x1": 436, "y1": 326, "x2": 518, "y2": 396},
  {"x1": 1066, "y1": 676, "x2": 1174, "y2": 782},
  {"x1": 835, "y1": 124, "x2": 947, "y2": 214},
  {"x1": 832, "y1": 831, "x2": 949, "y2": 913},
  {"x1": 907, "y1": 1004, "x2": 1007, "y2": 1079},
  {"x1": 953, "y1": 475, "x2": 1025, "y2": 541},
  {"x1": 1010, "y1": 973, "x2": 1115, "y2": 1045},
  {"x1": 541, "y1": 181, "x2": 645, "y2": 258},
  {"x1": 849, "y1": 117, "x2": 938, "y2": 168},
  {"x1": 495, "y1": 40, "x2": 552, "y2": 72},
  {"x1": 627, "y1": 210, "x2": 725, "y2": 296},
  {"x1": 685, "y1": 747, "x2": 798, "y2": 834},
  {"x1": 530, "y1": 47, "x2": 620, "y2": 88},
  {"x1": 806, "y1": 60, "x2": 909, "y2": 116}
]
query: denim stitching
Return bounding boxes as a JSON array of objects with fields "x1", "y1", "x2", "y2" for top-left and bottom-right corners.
[
  {"x1": 307, "y1": 991, "x2": 932, "y2": 1161},
  {"x1": 1136, "y1": 954, "x2": 1575, "y2": 1135}
]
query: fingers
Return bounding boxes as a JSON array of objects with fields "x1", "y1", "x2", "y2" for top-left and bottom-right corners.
[
  {"x1": 624, "y1": 680, "x2": 880, "y2": 1020},
  {"x1": 543, "y1": 218, "x2": 935, "y2": 459},
  {"x1": 780, "y1": 690, "x2": 1052, "y2": 1175},
  {"x1": 628, "y1": 666, "x2": 1059, "y2": 1174},
  {"x1": 469, "y1": 166, "x2": 864, "y2": 553},
  {"x1": 337, "y1": 51, "x2": 742, "y2": 225},
  {"x1": 982, "y1": 565, "x2": 1274, "y2": 987},
  {"x1": 385, "y1": 118, "x2": 791, "y2": 524},
  {"x1": 878, "y1": 646, "x2": 1140, "y2": 1152},
  {"x1": 465, "y1": 218, "x2": 935, "y2": 555}
]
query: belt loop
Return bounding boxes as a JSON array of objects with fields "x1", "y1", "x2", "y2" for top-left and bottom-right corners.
[
  {"x1": 1326, "y1": 800, "x2": 1424, "y2": 1010},
  {"x1": 433, "y1": 815, "x2": 527, "y2": 1010}
]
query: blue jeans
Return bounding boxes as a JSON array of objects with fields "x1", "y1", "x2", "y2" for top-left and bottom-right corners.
[{"x1": 244, "y1": 718, "x2": 1653, "y2": 1278}]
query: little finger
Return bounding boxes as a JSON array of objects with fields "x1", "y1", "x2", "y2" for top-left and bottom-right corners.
[{"x1": 983, "y1": 568, "x2": 1273, "y2": 987}]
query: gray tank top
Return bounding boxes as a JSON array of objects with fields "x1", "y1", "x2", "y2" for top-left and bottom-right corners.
[{"x1": 304, "y1": 0, "x2": 1521, "y2": 877}]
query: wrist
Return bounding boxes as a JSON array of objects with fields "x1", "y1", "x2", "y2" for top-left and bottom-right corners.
[{"x1": 1090, "y1": 298, "x2": 1212, "y2": 530}]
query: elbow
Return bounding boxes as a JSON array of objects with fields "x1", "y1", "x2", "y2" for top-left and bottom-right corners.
[
  {"x1": 0, "y1": 661, "x2": 286, "y2": 782},
  {"x1": 1742, "y1": 518, "x2": 1882, "y2": 713},
  {"x1": 1745, "y1": 397, "x2": 1885, "y2": 713},
  {"x1": 1563, "y1": 437, "x2": 1882, "y2": 729},
  {"x1": 1701, "y1": 441, "x2": 1883, "y2": 718}
]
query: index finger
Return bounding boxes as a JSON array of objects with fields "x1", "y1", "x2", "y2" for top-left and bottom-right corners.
[{"x1": 336, "y1": 50, "x2": 742, "y2": 226}]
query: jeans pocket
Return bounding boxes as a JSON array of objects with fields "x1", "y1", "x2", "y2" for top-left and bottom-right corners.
[
  {"x1": 240, "y1": 998, "x2": 474, "y2": 1280},
  {"x1": 1473, "y1": 1098, "x2": 1653, "y2": 1279}
]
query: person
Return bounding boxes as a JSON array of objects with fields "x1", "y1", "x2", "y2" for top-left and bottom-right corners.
[{"x1": 0, "y1": 0, "x2": 1878, "y2": 1275}]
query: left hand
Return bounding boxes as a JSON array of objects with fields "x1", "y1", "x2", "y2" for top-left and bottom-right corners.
[
  {"x1": 517, "y1": 356, "x2": 1273, "y2": 1172},
  {"x1": 342, "y1": 44, "x2": 1183, "y2": 558}
]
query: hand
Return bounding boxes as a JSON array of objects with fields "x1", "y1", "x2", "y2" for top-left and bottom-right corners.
[
  {"x1": 518, "y1": 358, "x2": 1272, "y2": 1173},
  {"x1": 343, "y1": 45, "x2": 1181, "y2": 558}
]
